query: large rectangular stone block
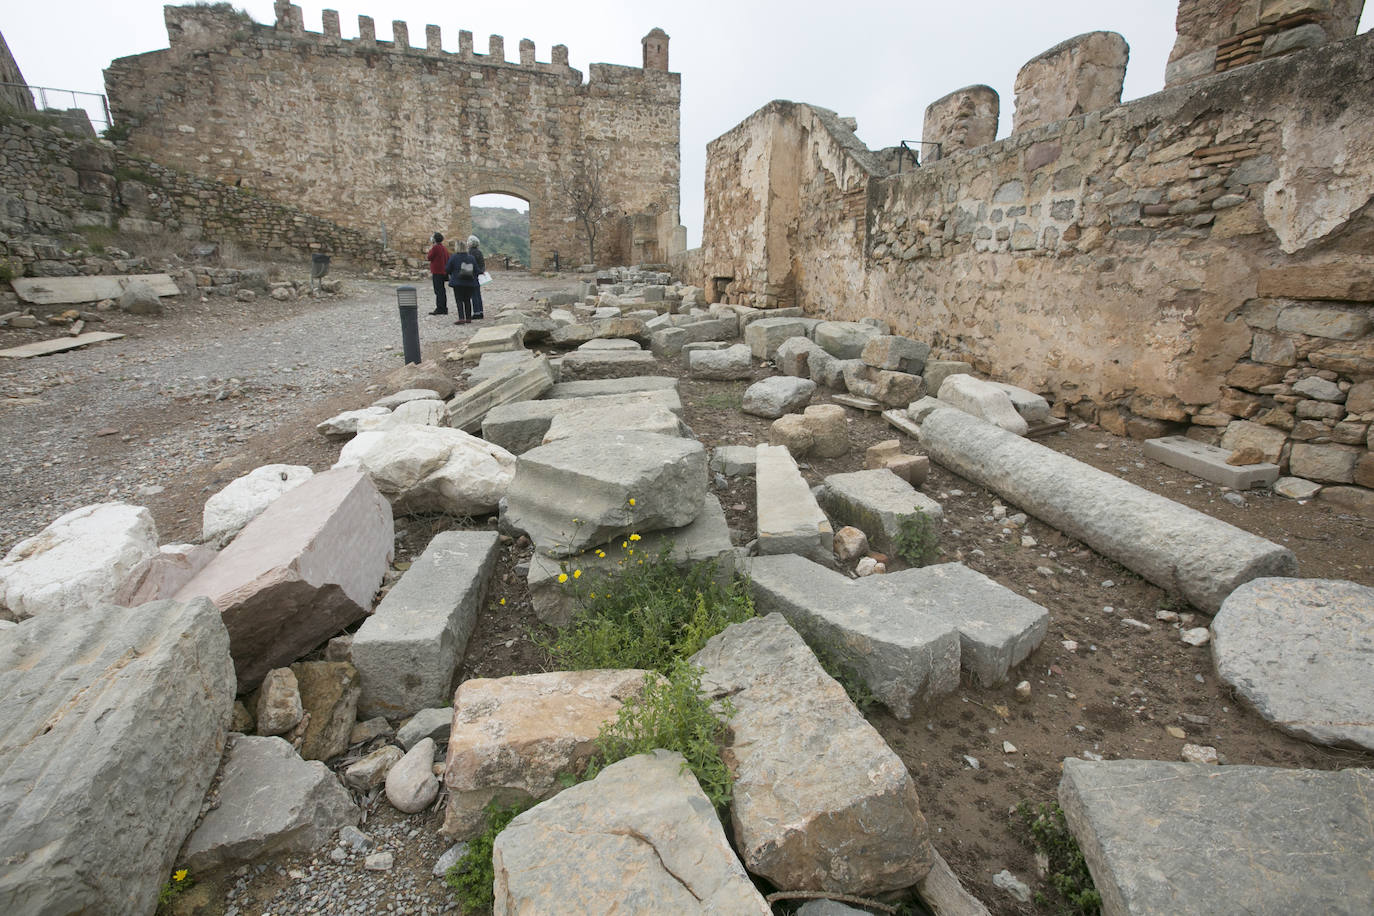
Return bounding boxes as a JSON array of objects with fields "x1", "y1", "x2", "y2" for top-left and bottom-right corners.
[
  {"x1": 548, "y1": 375, "x2": 679, "y2": 399},
  {"x1": 352, "y1": 531, "x2": 500, "y2": 718},
  {"x1": 555, "y1": 350, "x2": 658, "y2": 381},
  {"x1": 816, "y1": 469, "x2": 943, "y2": 556},
  {"x1": 446, "y1": 356, "x2": 555, "y2": 433},
  {"x1": 745, "y1": 317, "x2": 811, "y2": 359},
  {"x1": 175, "y1": 467, "x2": 394, "y2": 689},
  {"x1": 482, "y1": 389, "x2": 682, "y2": 454},
  {"x1": 1142, "y1": 436, "x2": 1280, "y2": 489},
  {"x1": 0, "y1": 599, "x2": 235, "y2": 914},
  {"x1": 755, "y1": 444, "x2": 833, "y2": 560},
  {"x1": 691, "y1": 614, "x2": 934, "y2": 895}
]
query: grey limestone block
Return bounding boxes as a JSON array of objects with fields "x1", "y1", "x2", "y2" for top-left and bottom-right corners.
[
  {"x1": 815, "y1": 468, "x2": 943, "y2": 555},
  {"x1": 352, "y1": 530, "x2": 500, "y2": 719}
]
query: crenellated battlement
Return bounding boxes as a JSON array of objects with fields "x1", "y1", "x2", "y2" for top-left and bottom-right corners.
[{"x1": 159, "y1": 1, "x2": 669, "y2": 87}]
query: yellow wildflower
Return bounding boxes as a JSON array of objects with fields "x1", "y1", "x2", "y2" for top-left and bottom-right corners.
[
  {"x1": 628, "y1": 497, "x2": 636, "y2": 506},
  {"x1": 173, "y1": 870, "x2": 188, "y2": 883},
  {"x1": 622, "y1": 541, "x2": 628, "y2": 549},
  {"x1": 573, "y1": 569, "x2": 582, "y2": 579},
  {"x1": 629, "y1": 533, "x2": 641, "y2": 542},
  {"x1": 596, "y1": 550, "x2": 605, "y2": 558},
  {"x1": 499, "y1": 597, "x2": 506, "y2": 606},
  {"x1": 558, "y1": 573, "x2": 568, "y2": 584}
]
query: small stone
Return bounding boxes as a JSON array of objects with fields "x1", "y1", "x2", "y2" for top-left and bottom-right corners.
[
  {"x1": 963, "y1": 755, "x2": 981, "y2": 769},
  {"x1": 363, "y1": 851, "x2": 394, "y2": 871},
  {"x1": 855, "y1": 556, "x2": 881, "y2": 577},
  {"x1": 1021, "y1": 536, "x2": 1037, "y2": 548},
  {"x1": 1101, "y1": 579, "x2": 1115, "y2": 588},
  {"x1": 329, "y1": 847, "x2": 347, "y2": 864},
  {"x1": 832, "y1": 526, "x2": 869, "y2": 563},
  {"x1": 1036, "y1": 566, "x2": 1054, "y2": 576},
  {"x1": 993, "y1": 869, "x2": 1031, "y2": 903},
  {"x1": 1156, "y1": 610, "x2": 1180, "y2": 623},
  {"x1": 1166, "y1": 726, "x2": 1187, "y2": 739},
  {"x1": 1014, "y1": 681, "x2": 1031, "y2": 701},
  {"x1": 1181, "y1": 627, "x2": 1211, "y2": 647},
  {"x1": 434, "y1": 842, "x2": 468, "y2": 877},
  {"x1": 1002, "y1": 741, "x2": 1017, "y2": 754},
  {"x1": 339, "y1": 825, "x2": 373, "y2": 852},
  {"x1": 1223, "y1": 492, "x2": 1247, "y2": 507},
  {"x1": 1226, "y1": 446, "x2": 1265, "y2": 466},
  {"x1": 1121, "y1": 618, "x2": 1151, "y2": 631},
  {"x1": 1061, "y1": 640, "x2": 1078, "y2": 652},
  {"x1": 1181, "y1": 744, "x2": 1219, "y2": 764}
]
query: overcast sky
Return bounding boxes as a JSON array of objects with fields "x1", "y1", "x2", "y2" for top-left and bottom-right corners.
[{"x1": 4, "y1": 2, "x2": 1369, "y2": 247}]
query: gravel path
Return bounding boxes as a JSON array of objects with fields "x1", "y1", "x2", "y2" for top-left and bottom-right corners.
[{"x1": 0, "y1": 272, "x2": 578, "y2": 553}]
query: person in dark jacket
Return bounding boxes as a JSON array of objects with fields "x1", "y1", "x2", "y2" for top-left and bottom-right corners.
[
  {"x1": 445, "y1": 246, "x2": 479, "y2": 324},
  {"x1": 467, "y1": 235, "x2": 486, "y2": 319},
  {"x1": 426, "y1": 233, "x2": 450, "y2": 314}
]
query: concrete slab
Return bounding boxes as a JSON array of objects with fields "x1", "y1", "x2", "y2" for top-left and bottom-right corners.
[
  {"x1": 1059, "y1": 758, "x2": 1374, "y2": 916},
  {"x1": 548, "y1": 376, "x2": 679, "y2": 399},
  {"x1": 0, "y1": 332, "x2": 125, "y2": 359},
  {"x1": 1142, "y1": 436, "x2": 1281, "y2": 489},
  {"x1": 816, "y1": 469, "x2": 942, "y2": 555},
  {"x1": 12, "y1": 274, "x2": 180, "y2": 304},
  {"x1": 920, "y1": 407, "x2": 1297, "y2": 612},
  {"x1": 482, "y1": 389, "x2": 682, "y2": 455},
  {"x1": 528, "y1": 496, "x2": 734, "y2": 626},
  {"x1": 755, "y1": 444, "x2": 833, "y2": 560},
  {"x1": 352, "y1": 531, "x2": 500, "y2": 719}
]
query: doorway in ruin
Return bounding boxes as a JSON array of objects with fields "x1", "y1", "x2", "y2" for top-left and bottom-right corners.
[{"x1": 468, "y1": 192, "x2": 531, "y2": 271}]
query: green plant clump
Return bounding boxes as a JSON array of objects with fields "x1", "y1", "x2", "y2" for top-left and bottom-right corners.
[
  {"x1": 1016, "y1": 801, "x2": 1102, "y2": 915},
  {"x1": 541, "y1": 544, "x2": 755, "y2": 675},
  {"x1": 893, "y1": 510, "x2": 939, "y2": 566},
  {"x1": 811, "y1": 645, "x2": 878, "y2": 713},
  {"x1": 592, "y1": 660, "x2": 735, "y2": 807},
  {"x1": 445, "y1": 798, "x2": 533, "y2": 913}
]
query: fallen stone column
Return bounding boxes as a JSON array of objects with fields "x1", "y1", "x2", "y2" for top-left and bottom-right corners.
[{"x1": 919, "y1": 408, "x2": 1297, "y2": 612}]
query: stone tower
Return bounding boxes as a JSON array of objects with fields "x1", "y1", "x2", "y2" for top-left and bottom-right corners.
[{"x1": 642, "y1": 28, "x2": 669, "y2": 71}]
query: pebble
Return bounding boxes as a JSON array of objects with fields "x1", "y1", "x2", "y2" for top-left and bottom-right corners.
[
  {"x1": 1081, "y1": 750, "x2": 1104, "y2": 761},
  {"x1": 1180, "y1": 627, "x2": 1210, "y2": 646},
  {"x1": 1102, "y1": 605, "x2": 1115, "y2": 615},
  {"x1": 1223, "y1": 492, "x2": 1247, "y2": 507},
  {"x1": 1035, "y1": 565, "x2": 1053, "y2": 576},
  {"x1": 1061, "y1": 640, "x2": 1078, "y2": 652},
  {"x1": 433, "y1": 842, "x2": 468, "y2": 878},
  {"x1": 1101, "y1": 579, "x2": 1115, "y2": 588},
  {"x1": 1181, "y1": 744, "x2": 1219, "y2": 764},
  {"x1": 364, "y1": 851, "x2": 394, "y2": 871},
  {"x1": 1121, "y1": 618, "x2": 1152, "y2": 631},
  {"x1": 1166, "y1": 725, "x2": 1187, "y2": 739},
  {"x1": 963, "y1": 755, "x2": 981, "y2": 769},
  {"x1": 1002, "y1": 741, "x2": 1017, "y2": 754},
  {"x1": 993, "y1": 869, "x2": 1031, "y2": 903},
  {"x1": 1014, "y1": 681, "x2": 1032, "y2": 701},
  {"x1": 1156, "y1": 609, "x2": 1179, "y2": 622}
]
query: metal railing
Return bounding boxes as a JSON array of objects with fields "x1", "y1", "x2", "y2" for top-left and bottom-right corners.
[
  {"x1": 0, "y1": 82, "x2": 112, "y2": 132},
  {"x1": 895, "y1": 140, "x2": 944, "y2": 173}
]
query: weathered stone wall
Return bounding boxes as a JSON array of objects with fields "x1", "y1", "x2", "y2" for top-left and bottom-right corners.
[
  {"x1": 103, "y1": 4, "x2": 682, "y2": 269},
  {"x1": 695, "y1": 32, "x2": 1374, "y2": 508},
  {"x1": 0, "y1": 112, "x2": 395, "y2": 277},
  {"x1": 1166, "y1": 0, "x2": 1365, "y2": 85},
  {"x1": 0, "y1": 31, "x2": 34, "y2": 114}
]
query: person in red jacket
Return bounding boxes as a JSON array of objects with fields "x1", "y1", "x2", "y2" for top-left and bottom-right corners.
[{"x1": 426, "y1": 233, "x2": 450, "y2": 315}]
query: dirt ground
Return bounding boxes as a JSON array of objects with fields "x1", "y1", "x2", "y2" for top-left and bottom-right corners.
[{"x1": 6, "y1": 269, "x2": 1372, "y2": 915}]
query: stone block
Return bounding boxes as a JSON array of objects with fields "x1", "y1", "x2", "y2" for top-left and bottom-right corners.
[
  {"x1": 494, "y1": 750, "x2": 770, "y2": 913},
  {"x1": 445, "y1": 356, "x2": 555, "y2": 433},
  {"x1": 317, "y1": 406, "x2": 392, "y2": 438},
  {"x1": 1289, "y1": 442, "x2": 1361, "y2": 483},
  {"x1": 923, "y1": 360, "x2": 974, "y2": 397},
  {"x1": 383, "y1": 359, "x2": 456, "y2": 399},
  {"x1": 1292, "y1": 375, "x2": 1344, "y2": 402},
  {"x1": 688, "y1": 343, "x2": 753, "y2": 379},
  {"x1": 1013, "y1": 31, "x2": 1127, "y2": 134},
  {"x1": 1218, "y1": 420, "x2": 1290, "y2": 465},
  {"x1": 0, "y1": 598, "x2": 234, "y2": 912},
  {"x1": 816, "y1": 469, "x2": 943, "y2": 556},
  {"x1": 742, "y1": 376, "x2": 816, "y2": 418},
  {"x1": 1226, "y1": 362, "x2": 1287, "y2": 391},
  {"x1": 548, "y1": 376, "x2": 678, "y2": 399},
  {"x1": 175, "y1": 468, "x2": 394, "y2": 689},
  {"x1": 920, "y1": 408, "x2": 1297, "y2": 613},
  {"x1": 353, "y1": 531, "x2": 499, "y2": 718},
  {"x1": 746, "y1": 317, "x2": 811, "y2": 360},
  {"x1": 386, "y1": 737, "x2": 441, "y2": 813},
  {"x1": 542, "y1": 399, "x2": 687, "y2": 446},
  {"x1": 710, "y1": 445, "x2": 757, "y2": 477},
  {"x1": 483, "y1": 389, "x2": 682, "y2": 454},
  {"x1": 527, "y1": 496, "x2": 734, "y2": 627},
  {"x1": 690, "y1": 614, "x2": 934, "y2": 894},
  {"x1": 555, "y1": 349, "x2": 659, "y2": 381},
  {"x1": 843, "y1": 363, "x2": 925, "y2": 407},
  {"x1": 861, "y1": 335, "x2": 930, "y2": 374},
  {"x1": 360, "y1": 398, "x2": 445, "y2": 430},
  {"x1": 1320, "y1": 485, "x2": 1374, "y2": 516},
  {"x1": 203, "y1": 464, "x2": 315, "y2": 547},
  {"x1": 335, "y1": 425, "x2": 517, "y2": 516},
  {"x1": 1256, "y1": 265, "x2": 1374, "y2": 302},
  {"x1": 0, "y1": 502, "x2": 158, "y2": 621},
  {"x1": 1142, "y1": 436, "x2": 1280, "y2": 489},
  {"x1": 776, "y1": 336, "x2": 827, "y2": 378},
  {"x1": 373, "y1": 388, "x2": 441, "y2": 410},
  {"x1": 291, "y1": 660, "x2": 360, "y2": 762},
  {"x1": 1213, "y1": 577, "x2": 1374, "y2": 750},
  {"x1": 756, "y1": 444, "x2": 833, "y2": 560},
  {"x1": 908, "y1": 396, "x2": 946, "y2": 422},
  {"x1": 1346, "y1": 379, "x2": 1374, "y2": 414},
  {"x1": 502, "y1": 431, "x2": 707, "y2": 557},
  {"x1": 1059, "y1": 758, "x2": 1374, "y2": 916},
  {"x1": 1277, "y1": 304, "x2": 1370, "y2": 340},
  {"x1": 442, "y1": 669, "x2": 651, "y2": 837},
  {"x1": 1272, "y1": 476, "x2": 1322, "y2": 499},
  {"x1": 1251, "y1": 331, "x2": 1297, "y2": 366},
  {"x1": 938, "y1": 374, "x2": 1029, "y2": 435},
  {"x1": 812, "y1": 321, "x2": 882, "y2": 360},
  {"x1": 465, "y1": 323, "x2": 526, "y2": 355},
  {"x1": 769, "y1": 414, "x2": 814, "y2": 455},
  {"x1": 181, "y1": 735, "x2": 357, "y2": 872},
  {"x1": 464, "y1": 349, "x2": 535, "y2": 383},
  {"x1": 803, "y1": 404, "x2": 850, "y2": 458},
  {"x1": 924, "y1": 85, "x2": 999, "y2": 159},
  {"x1": 578, "y1": 338, "x2": 641, "y2": 352},
  {"x1": 989, "y1": 382, "x2": 1053, "y2": 425}
]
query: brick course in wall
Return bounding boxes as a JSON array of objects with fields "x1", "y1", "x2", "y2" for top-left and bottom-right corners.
[{"x1": 103, "y1": 4, "x2": 683, "y2": 269}]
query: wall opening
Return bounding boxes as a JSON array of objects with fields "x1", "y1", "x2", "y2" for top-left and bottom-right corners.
[{"x1": 469, "y1": 192, "x2": 530, "y2": 269}]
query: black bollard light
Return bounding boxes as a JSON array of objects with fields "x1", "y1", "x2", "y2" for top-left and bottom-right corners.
[{"x1": 396, "y1": 286, "x2": 421, "y2": 365}]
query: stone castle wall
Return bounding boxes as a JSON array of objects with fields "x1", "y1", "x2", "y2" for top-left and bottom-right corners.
[
  {"x1": 695, "y1": 30, "x2": 1374, "y2": 509},
  {"x1": 0, "y1": 31, "x2": 35, "y2": 113},
  {"x1": 0, "y1": 112, "x2": 394, "y2": 278},
  {"x1": 103, "y1": 4, "x2": 683, "y2": 269}
]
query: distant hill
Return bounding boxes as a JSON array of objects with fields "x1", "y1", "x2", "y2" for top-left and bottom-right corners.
[{"x1": 470, "y1": 206, "x2": 529, "y2": 266}]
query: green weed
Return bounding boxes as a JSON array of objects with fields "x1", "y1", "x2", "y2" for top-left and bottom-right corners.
[
  {"x1": 893, "y1": 510, "x2": 939, "y2": 566},
  {"x1": 445, "y1": 798, "x2": 533, "y2": 913},
  {"x1": 1015, "y1": 801, "x2": 1101, "y2": 915},
  {"x1": 811, "y1": 645, "x2": 878, "y2": 713},
  {"x1": 156, "y1": 868, "x2": 193, "y2": 912}
]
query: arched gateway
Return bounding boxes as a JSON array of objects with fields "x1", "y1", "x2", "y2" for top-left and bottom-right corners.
[{"x1": 104, "y1": 2, "x2": 684, "y2": 268}]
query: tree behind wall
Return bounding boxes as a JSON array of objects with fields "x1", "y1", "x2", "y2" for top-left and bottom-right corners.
[{"x1": 562, "y1": 152, "x2": 618, "y2": 267}]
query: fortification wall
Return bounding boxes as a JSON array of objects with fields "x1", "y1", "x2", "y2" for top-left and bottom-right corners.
[
  {"x1": 0, "y1": 112, "x2": 394, "y2": 278},
  {"x1": 696, "y1": 31, "x2": 1374, "y2": 505},
  {"x1": 0, "y1": 31, "x2": 34, "y2": 113},
  {"x1": 103, "y1": 4, "x2": 682, "y2": 268}
]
